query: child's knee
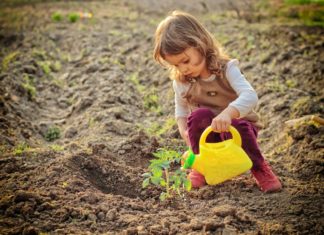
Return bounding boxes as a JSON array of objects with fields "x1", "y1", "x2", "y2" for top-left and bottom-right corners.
[
  {"x1": 231, "y1": 119, "x2": 255, "y2": 135},
  {"x1": 188, "y1": 108, "x2": 215, "y2": 129}
]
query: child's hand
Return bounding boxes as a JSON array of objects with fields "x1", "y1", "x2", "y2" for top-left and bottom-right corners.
[
  {"x1": 211, "y1": 112, "x2": 232, "y2": 132},
  {"x1": 211, "y1": 106, "x2": 240, "y2": 132}
]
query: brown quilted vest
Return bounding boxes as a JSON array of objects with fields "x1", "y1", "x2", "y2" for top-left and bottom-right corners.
[{"x1": 183, "y1": 76, "x2": 262, "y2": 127}]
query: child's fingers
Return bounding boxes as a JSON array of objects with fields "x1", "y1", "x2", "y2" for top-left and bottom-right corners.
[
  {"x1": 221, "y1": 123, "x2": 227, "y2": 132},
  {"x1": 223, "y1": 122, "x2": 230, "y2": 132},
  {"x1": 213, "y1": 120, "x2": 230, "y2": 132},
  {"x1": 216, "y1": 122, "x2": 221, "y2": 132},
  {"x1": 212, "y1": 119, "x2": 222, "y2": 132}
]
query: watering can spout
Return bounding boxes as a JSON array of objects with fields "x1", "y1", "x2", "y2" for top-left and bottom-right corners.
[
  {"x1": 182, "y1": 150, "x2": 204, "y2": 174},
  {"x1": 183, "y1": 150, "x2": 196, "y2": 169}
]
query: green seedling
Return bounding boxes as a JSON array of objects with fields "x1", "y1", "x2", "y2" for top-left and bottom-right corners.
[
  {"x1": 143, "y1": 89, "x2": 163, "y2": 115},
  {"x1": 22, "y1": 74, "x2": 36, "y2": 98},
  {"x1": 37, "y1": 61, "x2": 51, "y2": 76},
  {"x1": 285, "y1": 79, "x2": 297, "y2": 88},
  {"x1": 127, "y1": 72, "x2": 145, "y2": 93},
  {"x1": 142, "y1": 148, "x2": 191, "y2": 201},
  {"x1": 68, "y1": 13, "x2": 80, "y2": 23},
  {"x1": 2, "y1": 51, "x2": 19, "y2": 71},
  {"x1": 51, "y1": 61, "x2": 61, "y2": 72},
  {"x1": 32, "y1": 49, "x2": 47, "y2": 60},
  {"x1": 291, "y1": 96, "x2": 310, "y2": 111},
  {"x1": 13, "y1": 142, "x2": 30, "y2": 155},
  {"x1": 51, "y1": 12, "x2": 63, "y2": 22},
  {"x1": 45, "y1": 126, "x2": 61, "y2": 142},
  {"x1": 50, "y1": 144, "x2": 64, "y2": 152},
  {"x1": 145, "y1": 118, "x2": 177, "y2": 138}
]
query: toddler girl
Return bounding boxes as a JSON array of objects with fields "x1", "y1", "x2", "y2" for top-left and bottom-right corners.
[{"x1": 153, "y1": 11, "x2": 282, "y2": 193}]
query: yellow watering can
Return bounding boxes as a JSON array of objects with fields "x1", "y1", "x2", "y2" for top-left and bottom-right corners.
[{"x1": 183, "y1": 125, "x2": 252, "y2": 185}]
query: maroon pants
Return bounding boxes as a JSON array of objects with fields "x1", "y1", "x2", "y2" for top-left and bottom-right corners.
[{"x1": 187, "y1": 108, "x2": 265, "y2": 171}]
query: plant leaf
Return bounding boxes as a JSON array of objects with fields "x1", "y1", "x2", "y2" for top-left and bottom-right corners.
[
  {"x1": 174, "y1": 178, "x2": 181, "y2": 188},
  {"x1": 149, "y1": 159, "x2": 169, "y2": 170},
  {"x1": 160, "y1": 160, "x2": 170, "y2": 169},
  {"x1": 159, "y1": 192, "x2": 167, "y2": 201},
  {"x1": 141, "y1": 172, "x2": 151, "y2": 178},
  {"x1": 142, "y1": 178, "x2": 150, "y2": 188},
  {"x1": 151, "y1": 176, "x2": 161, "y2": 185},
  {"x1": 160, "y1": 179, "x2": 166, "y2": 187},
  {"x1": 152, "y1": 168, "x2": 162, "y2": 178}
]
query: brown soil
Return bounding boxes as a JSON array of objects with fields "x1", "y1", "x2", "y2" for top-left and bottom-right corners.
[{"x1": 0, "y1": 0, "x2": 323, "y2": 234}]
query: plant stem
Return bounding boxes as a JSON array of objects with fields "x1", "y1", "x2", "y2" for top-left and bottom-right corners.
[{"x1": 165, "y1": 168, "x2": 170, "y2": 198}]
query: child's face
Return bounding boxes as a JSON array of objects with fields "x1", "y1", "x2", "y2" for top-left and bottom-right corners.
[{"x1": 164, "y1": 47, "x2": 210, "y2": 79}]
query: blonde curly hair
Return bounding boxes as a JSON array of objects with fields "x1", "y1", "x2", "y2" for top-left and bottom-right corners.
[{"x1": 153, "y1": 11, "x2": 230, "y2": 82}]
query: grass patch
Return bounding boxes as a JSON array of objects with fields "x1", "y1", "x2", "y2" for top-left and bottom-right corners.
[
  {"x1": 68, "y1": 13, "x2": 80, "y2": 23},
  {"x1": 37, "y1": 61, "x2": 51, "y2": 76},
  {"x1": 51, "y1": 61, "x2": 61, "y2": 72},
  {"x1": 268, "y1": 0, "x2": 324, "y2": 26},
  {"x1": 32, "y1": 49, "x2": 47, "y2": 60},
  {"x1": 22, "y1": 74, "x2": 36, "y2": 98},
  {"x1": 51, "y1": 12, "x2": 63, "y2": 22},
  {"x1": 127, "y1": 72, "x2": 145, "y2": 92},
  {"x1": 285, "y1": 79, "x2": 298, "y2": 88},
  {"x1": 13, "y1": 142, "x2": 30, "y2": 155},
  {"x1": 297, "y1": 7, "x2": 324, "y2": 26},
  {"x1": 265, "y1": 76, "x2": 286, "y2": 93},
  {"x1": 2, "y1": 51, "x2": 19, "y2": 71},
  {"x1": 110, "y1": 58, "x2": 125, "y2": 69},
  {"x1": 144, "y1": 91, "x2": 163, "y2": 115},
  {"x1": 145, "y1": 118, "x2": 177, "y2": 137},
  {"x1": 214, "y1": 33, "x2": 231, "y2": 45},
  {"x1": 284, "y1": 0, "x2": 324, "y2": 5},
  {"x1": 50, "y1": 144, "x2": 64, "y2": 152},
  {"x1": 45, "y1": 126, "x2": 61, "y2": 142},
  {"x1": 291, "y1": 96, "x2": 310, "y2": 111},
  {"x1": 127, "y1": 72, "x2": 164, "y2": 115}
]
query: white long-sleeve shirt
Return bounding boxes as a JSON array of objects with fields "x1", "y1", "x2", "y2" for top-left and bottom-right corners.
[{"x1": 173, "y1": 59, "x2": 258, "y2": 118}]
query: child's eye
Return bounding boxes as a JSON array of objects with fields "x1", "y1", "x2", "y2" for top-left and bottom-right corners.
[{"x1": 183, "y1": 60, "x2": 190, "y2": 64}]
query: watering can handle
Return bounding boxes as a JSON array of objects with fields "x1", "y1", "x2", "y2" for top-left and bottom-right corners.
[{"x1": 199, "y1": 126, "x2": 242, "y2": 147}]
